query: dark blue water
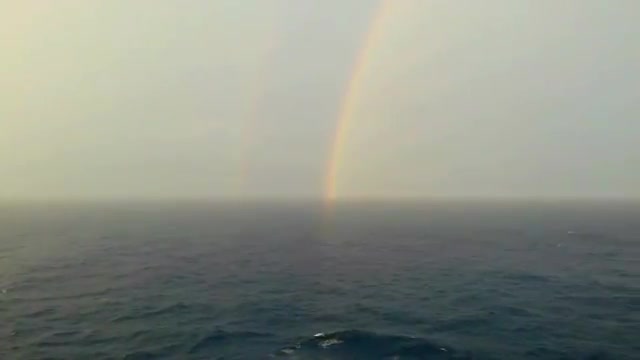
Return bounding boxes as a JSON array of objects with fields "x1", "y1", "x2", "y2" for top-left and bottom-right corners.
[{"x1": 1, "y1": 200, "x2": 638, "y2": 359}]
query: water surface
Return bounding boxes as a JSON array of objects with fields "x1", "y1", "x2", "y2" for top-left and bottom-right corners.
[{"x1": 1, "y1": 200, "x2": 638, "y2": 359}]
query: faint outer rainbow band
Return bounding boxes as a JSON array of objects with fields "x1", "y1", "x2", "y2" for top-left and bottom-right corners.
[
  {"x1": 232, "y1": 13, "x2": 283, "y2": 196},
  {"x1": 323, "y1": 0, "x2": 392, "y2": 207},
  {"x1": 232, "y1": 38, "x2": 280, "y2": 196}
]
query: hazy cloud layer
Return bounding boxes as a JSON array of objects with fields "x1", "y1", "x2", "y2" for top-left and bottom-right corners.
[{"x1": 2, "y1": 0, "x2": 638, "y2": 199}]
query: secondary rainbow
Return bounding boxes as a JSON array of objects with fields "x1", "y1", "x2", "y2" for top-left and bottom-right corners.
[{"x1": 231, "y1": 15, "x2": 283, "y2": 196}]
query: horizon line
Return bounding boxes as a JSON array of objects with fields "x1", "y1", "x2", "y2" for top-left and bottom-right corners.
[{"x1": 2, "y1": 195, "x2": 639, "y2": 203}]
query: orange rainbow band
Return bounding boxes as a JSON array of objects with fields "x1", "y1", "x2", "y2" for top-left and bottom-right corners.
[{"x1": 323, "y1": 0, "x2": 393, "y2": 203}]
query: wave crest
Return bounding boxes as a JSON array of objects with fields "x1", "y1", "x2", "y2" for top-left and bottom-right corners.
[{"x1": 273, "y1": 330, "x2": 471, "y2": 359}]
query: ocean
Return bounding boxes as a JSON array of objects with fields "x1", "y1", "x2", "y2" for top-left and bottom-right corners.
[{"x1": 1, "y1": 200, "x2": 638, "y2": 359}]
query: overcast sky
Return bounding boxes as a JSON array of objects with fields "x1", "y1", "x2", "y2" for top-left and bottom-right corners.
[{"x1": 2, "y1": 0, "x2": 639, "y2": 200}]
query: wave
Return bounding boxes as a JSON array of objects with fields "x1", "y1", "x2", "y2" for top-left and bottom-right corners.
[
  {"x1": 272, "y1": 330, "x2": 471, "y2": 359},
  {"x1": 189, "y1": 329, "x2": 272, "y2": 354},
  {"x1": 110, "y1": 302, "x2": 189, "y2": 322}
]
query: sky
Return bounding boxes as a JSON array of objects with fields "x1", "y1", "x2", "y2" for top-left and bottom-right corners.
[{"x1": 1, "y1": 0, "x2": 639, "y2": 200}]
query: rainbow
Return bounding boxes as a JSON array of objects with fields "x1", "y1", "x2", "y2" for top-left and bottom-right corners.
[
  {"x1": 323, "y1": 0, "x2": 393, "y2": 204},
  {"x1": 231, "y1": 16, "x2": 283, "y2": 196},
  {"x1": 233, "y1": 51, "x2": 273, "y2": 195}
]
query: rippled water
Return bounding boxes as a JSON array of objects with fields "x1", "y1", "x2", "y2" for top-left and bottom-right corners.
[{"x1": 1, "y1": 200, "x2": 638, "y2": 359}]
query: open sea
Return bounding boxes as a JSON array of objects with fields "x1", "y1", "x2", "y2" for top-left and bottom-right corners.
[{"x1": 1, "y1": 200, "x2": 638, "y2": 359}]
